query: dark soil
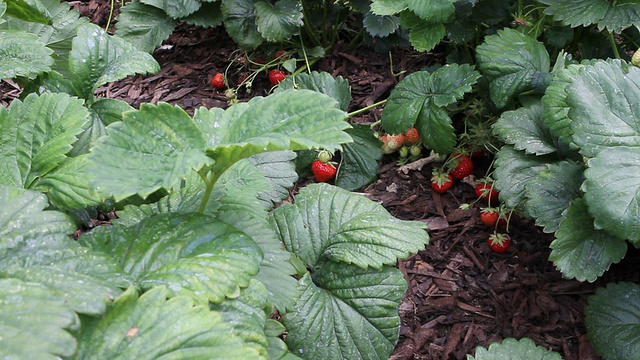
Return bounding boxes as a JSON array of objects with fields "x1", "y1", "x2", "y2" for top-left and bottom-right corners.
[{"x1": 8, "y1": 2, "x2": 640, "y2": 358}]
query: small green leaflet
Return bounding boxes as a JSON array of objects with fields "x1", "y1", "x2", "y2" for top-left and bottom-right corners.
[
  {"x1": 468, "y1": 337, "x2": 562, "y2": 360},
  {"x1": 539, "y1": 0, "x2": 640, "y2": 33},
  {"x1": 492, "y1": 146, "x2": 550, "y2": 210},
  {"x1": 221, "y1": 0, "x2": 264, "y2": 49},
  {"x1": 0, "y1": 278, "x2": 79, "y2": 360},
  {"x1": 88, "y1": 102, "x2": 211, "y2": 201},
  {"x1": 76, "y1": 286, "x2": 263, "y2": 359},
  {"x1": 79, "y1": 212, "x2": 262, "y2": 304},
  {"x1": 115, "y1": 2, "x2": 177, "y2": 53},
  {"x1": 381, "y1": 64, "x2": 480, "y2": 154},
  {"x1": 524, "y1": 160, "x2": 584, "y2": 234},
  {"x1": 399, "y1": 11, "x2": 446, "y2": 52},
  {"x1": 0, "y1": 30, "x2": 53, "y2": 79},
  {"x1": 583, "y1": 147, "x2": 640, "y2": 243},
  {"x1": 275, "y1": 71, "x2": 351, "y2": 112},
  {"x1": 493, "y1": 103, "x2": 559, "y2": 156},
  {"x1": 567, "y1": 59, "x2": 640, "y2": 158},
  {"x1": 271, "y1": 183, "x2": 428, "y2": 269},
  {"x1": 283, "y1": 266, "x2": 407, "y2": 360},
  {"x1": 0, "y1": 187, "x2": 129, "y2": 315},
  {"x1": 0, "y1": 92, "x2": 89, "y2": 192},
  {"x1": 477, "y1": 28, "x2": 550, "y2": 109},
  {"x1": 363, "y1": 12, "x2": 400, "y2": 38},
  {"x1": 70, "y1": 23, "x2": 160, "y2": 100},
  {"x1": 585, "y1": 282, "x2": 640, "y2": 360},
  {"x1": 549, "y1": 199, "x2": 627, "y2": 282},
  {"x1": 141, "y1": 0, "x2": 201, "y2": 18},
  {"x1": 254, "y1": 0, "x2": 303, "y2": 42}
]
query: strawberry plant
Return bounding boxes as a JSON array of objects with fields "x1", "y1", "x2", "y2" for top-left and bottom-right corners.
[{"x1": 1, "y1": 11, "x2": 428, "y2": 356}]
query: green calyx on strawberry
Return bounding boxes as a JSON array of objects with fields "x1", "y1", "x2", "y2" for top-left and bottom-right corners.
[
  {"x1": 447, "y1": 152, "x2": 474, "y2": 180},
  {"x1": 430, "y1": 168, "x2": 453, "y2": 193},
  {"x1": 488, "y1": 232, "x2": 511, "y2": 253}
]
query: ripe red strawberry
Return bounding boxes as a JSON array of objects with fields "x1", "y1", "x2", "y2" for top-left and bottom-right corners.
[
  {"x1": 488, "y1": 233, "x2": 511, "y2": 253},
  {"x1": 268, "y1": 69, "x2": 286, "y2": 85},
  {"x1": 448, "y1": 153, "x2": 474, "y2": 180},
  {"x1": 480, "y1": 207, "x2": 508, "y2": 227},
  {"x1": 475, "y1": 183, "x2": 499, "y2": 204},
  {"x1": 311, "y1": 159, "x2": 336, "y2": 182},
  {"x1": 404, "y1": 127, "x2": 420, "y2": 144},
  {"x1": 431, "y1": 170, "x2": 453, "y2": 193},
  {"x1": 212, "y1": 72, "x2": 226, "y2": 89}
]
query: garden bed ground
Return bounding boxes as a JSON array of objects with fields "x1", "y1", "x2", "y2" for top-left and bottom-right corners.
[{"x1": 8, "y1": 2, "x2": 640, "y2": 358}]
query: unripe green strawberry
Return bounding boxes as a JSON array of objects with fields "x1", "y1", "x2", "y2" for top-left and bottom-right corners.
[
  {"x1": 633, "y1": 50, "x2": 640, "y2": 67},
  {"x1": 410, "y1": 145, "x2": 421, "y2": 157},
  {"x1": 398, "y1": 146, "x2": 409, "y2": 158}
]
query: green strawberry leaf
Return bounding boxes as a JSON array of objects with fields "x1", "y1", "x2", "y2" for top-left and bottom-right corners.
[
  {"x1": 221, "y1": 0, "x2": 264, "y2": 49},
  {"x1": 210, "y1": 279, "x2": 275, "y2": 358},
  {"x1": 0, "y1": 92, "x2": 89, "y2": 189},
  {"x1": 567, "y1": 59, "x2": 640, "y2": 158},
  {"x1": 363, "y1": 12, "x2": 400, "y2": 38},
  {"x1": 583, "y1": 147, "x2": 640, "y2": 243},
  {"x1": 76, "y1": 286, "x2": 262, "y2": 359},
  {"x1": 336, "y1": 124, "x2": 383, "y2": 191},
  {"x1": 4, "y1": 0, "x2": 51, "y2": 24},
  {"x1": 88, "y1": 102, "x2": 212, "y2": 201},
  {"x1": 2, "y1": 0, "x2": 88, "y2": 76},
  {"x1": 0, "y1": 30, "x2": 53, "y2": 79},
  {"x1": 33, "y1": 154, "x2": 104, "y2": 209},
  {"x1": 141, "y1": 0, "x2": 201, "y2": 18},
  {"x1": 254, "y1": 0, "x2": 303, "y2": 42},
  {"x1": 70, "y1": 23, "x2": 160, "y2": 100},
  {"x1": 70, "y1": 98, "x2": 134, "y2": 156},
  {"x1": 406, "y1": 0, "x2": 455, "y2": 22},
  {"x1": 115, "y1": 2, "x2": 177, "y2": 53},
  {"x1": 584, "y1": 282, "x2": 640, "y2": 360},
  {"x1": 0, "y1": 186, "x2": 129, "y2": 315},
  {"x1": 492, "y1": 102, "x2": 559, "y2": 156},
  {"x1": 539, "y1": 0, "x2": 640, "y2": 33},
  {"x1": 381, "y1": 64, "x2": 480, "y2": 153},
  {"x1": 271, "y1": 183, "x2": 428, "y2": 269},
  {"x1": 492, "y1": 146, "x2": 550, "y2": 210},
  {"x1": 476, "y1": 28, "x2": 550, "y2": 108},
  {"x1": 468, "y1": 337, "x2": 562, "y2": 359},
  {"x1": 549, "y1": 199, "x2": 627, "y2": 282},
  {"x1": 79, "y1": 212, "x2": 262, "y2": 304},
  {"x1": 275, "y1": 71, "x2": 352, "y2": 112},
  {"x1": 182, "y1": 1, "x2": 223, "y2": 28},
  {"x1": 524, "y1": 160, "x2": 584, "y2": 234},
  {"x1": 213, "y1": 170, "x2": 301, "y2": 312},
  {"x1": 541, "y1": 63, "x2": 585, "y2": 149},
  {"x1": 370, "y1": 0, "x2": 407, "y2": 15},
  {"x1": 399, "y1": 11, "x2": 446, "y2": 52},
  {"x1": 283, "y1": 265, "x2": 407, "y2": 360},
  {"x1": 208, "y1": 89, "x2": 351, "y2": 176},
  {"x1": 245, "y1": 150, "x2": 299, "y2": 207},
  {"x1": 0, "y1": 278, "x2": 78, "y2": 360}
]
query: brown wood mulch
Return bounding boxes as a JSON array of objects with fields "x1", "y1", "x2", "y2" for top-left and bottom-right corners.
[{"x1": 6, "y1": 2, "x2": 640, "y2": 358}]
